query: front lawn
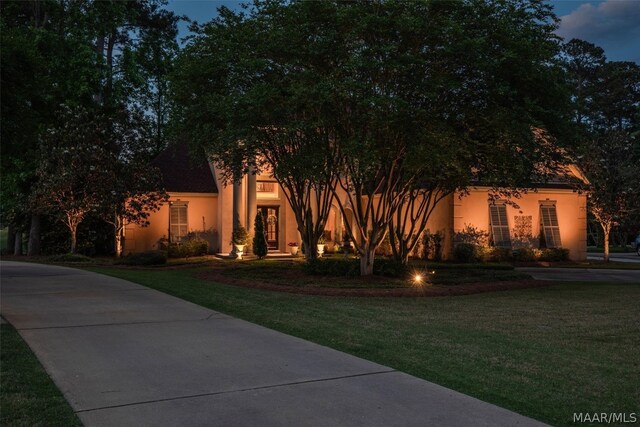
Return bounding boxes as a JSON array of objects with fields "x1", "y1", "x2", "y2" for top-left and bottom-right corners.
[{"x1": 89, "y1": 266, "x2": 640, "y2": 426}]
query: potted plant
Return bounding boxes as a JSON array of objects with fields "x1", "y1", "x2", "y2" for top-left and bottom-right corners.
[
  {"x1": 288, "y1": 242, "x2": 299, "y2": 256},
  {"x1": 231, "y1": 226, "x2": 249, "y2": 259},
  {"x1": 317, "y1": 235, "x2": 326, "y2": 257}
]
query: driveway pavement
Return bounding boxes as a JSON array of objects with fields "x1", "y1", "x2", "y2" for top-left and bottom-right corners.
[
  {"x1": 0, "y1": 261, "x2": 546, "y2": 427},
  {"x1": 586, "y1": 252, "x2": 640, "y2": 263},
  {"x1": 517, "y1": 267, "x2": 640, "y2": 282}
]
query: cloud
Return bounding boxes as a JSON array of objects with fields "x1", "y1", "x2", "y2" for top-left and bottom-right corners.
[{"x1": 557, "y1": 0, "x2": 640, "y2": 62}]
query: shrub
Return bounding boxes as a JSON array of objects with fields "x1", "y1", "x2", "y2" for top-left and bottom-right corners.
[
  {"x1": 454, "y1": 243, "x2": 479, "y2": 263},
  {"x1": 167, "y1": 238, "x2": 208, "y2": 258},
  {"x1": 231, "y1": 226, "x2": 249, "y2": 246},
  {"x1": 373, "y1": 258, "x2": 408, "y2": 277},
  {"x1": 478, "y1": 246, "x2": 513, "y2": 262},
  {"x1": 304, "y1": 258, "x2": 359, "y2": 276},
  {"x1": 47, "y1": 253, "x2": 94, "y2": 263},
  {"x1": 538, "y1": 247, "x2": 570, "y2": 262},
  {"x1": 252, "y1": 212, "x2": 268, "y2": 259},
  {"x1": 513, "y1": 247, "x2": 539, "y2": 262},
  {"x1": 116, "y1": 250, "x2": 167, "y2": 266},
  {"x1": 454, "y1": 224, "x2": 489, "y2": 246}
]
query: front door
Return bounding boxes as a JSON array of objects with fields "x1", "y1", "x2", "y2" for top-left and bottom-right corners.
[{"x1": 258, "y1": 206, "x2": 279, "y2": 250}]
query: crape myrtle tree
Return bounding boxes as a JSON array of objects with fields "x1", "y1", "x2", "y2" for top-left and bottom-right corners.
[
  {"x1": 563, "y1": 39, "x2": 640, "y2": 260},
  {"x1": 34, "y1": 106, "x2": 168, "y2": 255},
  {"x1": 330, "y1": 0, "x2": 570, "y2": 273},
  {"x1": 172, "y1": 0, "x2": 570, "y2": 274},
  {"x1": 99, "y1": 109, "x2": 168, "y2": 257},
  {"x1": 33, "y1": 107, "x2": 115, "y2": 254},
  {"x1": 171, "y1": 2, "x2": 341, "y2": 260}
]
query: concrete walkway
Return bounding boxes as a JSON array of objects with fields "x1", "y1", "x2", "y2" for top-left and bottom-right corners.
[
  {"x1": 516, "y1": 267, "x2": 640, "y2": 283},
  {"x1": 1, "y1": 261, "x2": 545, "y2": 427}
]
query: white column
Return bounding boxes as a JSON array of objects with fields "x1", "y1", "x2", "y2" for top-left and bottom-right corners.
[{"x1": 247, "y1": 168, "x2": 257, "y2": 234}]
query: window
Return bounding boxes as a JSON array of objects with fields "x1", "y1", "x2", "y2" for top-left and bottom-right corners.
[
  {"x1": 540, "y1": 203, "x2": 561, "y2": 248},
  {"x1": 489, "y1": 203, "x2": 511, "y2": 247},
  {"x1": 170, "y1": 203, "x2": 188, "y2": 242},
  {"x1": 257, "y1": 180, "x2": 278, "y2": 199}
]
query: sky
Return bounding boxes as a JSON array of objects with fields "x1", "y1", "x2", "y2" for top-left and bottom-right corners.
[{"x1": 166, "y1": 0, "x2": 640, "y2": 63}]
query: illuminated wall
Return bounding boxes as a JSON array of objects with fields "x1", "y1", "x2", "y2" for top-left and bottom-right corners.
[
  {"x1": 123, "y1": 192, "x2": 218, "y2": 254},
  {"x1": 452, "y1": 187, "x2": 587, "y2": 261}
]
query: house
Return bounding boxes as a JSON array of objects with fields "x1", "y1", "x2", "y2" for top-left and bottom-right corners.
[{"x1": 123, "y1": 144, "x2": 587, "y2": 261}]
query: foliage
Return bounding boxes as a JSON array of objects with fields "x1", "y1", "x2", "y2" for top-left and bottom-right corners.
[
  {"x1": 1, "y1": 0, "x2": 179, "y2": 256},
  {"x1": 420, "y1": 231, "x2": 444, "y2": 262},
  {"x1": 46, "y1": 253, "x2": 94, "y2": 263},
  {"x1": 115, "y1": 250, "x2": 167, "y2": 266},
  {"x1": 477, "y1": 247, "x2": 513, "y2": 263},
  {"x1": 33, "y1": 106, "x2": 115, "y2": 253},
  {"x1": 252, "y1": 211, "x2": 268, "y2": 259},
  {"x1": 158, "y1": 236, "x2": 208, "y2": 258},
  {"x1": 454, "y1": 225, "x2": 490, "y2": 246},
  {"x1": 563, "y1": 38, "x2": 640, "y2": 262},
  {"x1": 304, "y1": 257, "x2": 409, "y2": 278},
  {"x1": 453, "y1": 243, "x2": 480, "y2": 263},
  {"x1": 538, "y1": 248, "x2": 570, "y2": 262},
  {"x1": 231, "y1": 226, "x2": 249, "y2": 246},
  {"x1": 303, "y1": 258, "x2": 360, "y2": 277}
]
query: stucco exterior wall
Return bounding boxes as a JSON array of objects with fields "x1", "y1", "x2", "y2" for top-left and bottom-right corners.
[
  {"x1": 453, "y1": 187, "x2": 587, "y2": 261},
  {"x1": 123, "y1": 192, "x2": 218, "y2": 254}
]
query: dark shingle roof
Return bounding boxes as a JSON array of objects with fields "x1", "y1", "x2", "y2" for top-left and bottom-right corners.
[{"x1": 151, "y1": 143, "x2": 218, "y2": 193}]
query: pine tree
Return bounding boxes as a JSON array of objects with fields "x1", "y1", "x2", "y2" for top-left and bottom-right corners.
[{"x1": 253, "y1": 211, "x2": 268, "y2": 259}]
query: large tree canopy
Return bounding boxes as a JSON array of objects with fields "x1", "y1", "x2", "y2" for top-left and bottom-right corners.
[
  {"x1": 173, "y1": 0, "x2": 572, "y2": 274},
  {"x1": 562, "y1": 38, "x2": 640, "y2": 260},
  {"x1": 1, "y1": 0, "x2": 179, "y2": 255}
]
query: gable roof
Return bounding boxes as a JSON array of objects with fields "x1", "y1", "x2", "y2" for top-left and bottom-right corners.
[{"x1": 151, "y1": 143, "x2": 218, "y2": 193}]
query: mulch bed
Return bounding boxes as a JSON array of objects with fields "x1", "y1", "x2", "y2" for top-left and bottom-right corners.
[{"x1": 194, "y1": 269, "x2": 554, "y2": 297}]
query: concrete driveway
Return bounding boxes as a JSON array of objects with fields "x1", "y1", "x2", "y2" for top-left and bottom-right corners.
[
  {"x1": 586, "y1": 252, "x2": 640, "y2": 263},
  {"x1": 517, "y1": 267, "x2": 640, "y2": 282},
  {"x1": 0, "y1": 261, "x2": 546, "y2": 427}
]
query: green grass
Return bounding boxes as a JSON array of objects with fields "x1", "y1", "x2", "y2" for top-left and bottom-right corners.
[
  {"x1": 0, "y1": 323, "x2": 82, "y2": 427},
  {"x1": 88, "y1": 266, "x2": 640, "y2": 426}
]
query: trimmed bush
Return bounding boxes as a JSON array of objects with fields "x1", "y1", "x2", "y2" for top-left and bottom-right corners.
[
  {"x1": 454, "y1": 243, "x2": 478, "y2": 263},
  {"x1": 116, "y1": 250, "x2": 167, "y2": 266},
  {"x1": 47, "y1": 253, "x2": 94, "y2": 263},
  {"x1": 304, "y1": 258, "x2": 360, "y2": 276},
  {"x1": 478, "y1": 247, "x2": 513, "y2": 262},
  {"x1": 252, "y1": 212, "x2": 268, "y2": 259},
  {"x1": 304, "y1": 257, "x2": 408, "y2": 278},
  {"x1": 373, "y1": 258, "x2": 408, "y2": 277},
  {"x1": 538, "y1": 248, "x2": 570, "y2": 262},
  {"x1": 167, "y1": 238, "x2": 208, "y2": 258},
  {"x1": 513, "y1": 247, "x2": 538, "y2": 262}
]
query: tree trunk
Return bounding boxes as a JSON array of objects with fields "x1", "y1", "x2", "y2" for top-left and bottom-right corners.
[
  {"x1": 27, "y1": 214, "x2": 41, "y2": 256},
  {"x1": 602, "y1": 222, "x2": 611, "y2": 263},
  {"x1": 14, "y1": 232, "x2": 23, "y2": 256},
  {"x1": 6, "y1": 224, "x2": 16, "y2": 252},
  {"x1": 359, "y1": 249, "x2": 375, "y2": 276},
  {"x1": 70, "y1": 227, "x2": 77, "y2": 254},
  {"x1": 115, "y1": 227, "x2": 123, "y2": 257}
]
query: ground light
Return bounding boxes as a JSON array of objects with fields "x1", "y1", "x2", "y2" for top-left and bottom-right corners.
[{"x1": 411, "y1": 268, "x2": 436, "y2": 286}]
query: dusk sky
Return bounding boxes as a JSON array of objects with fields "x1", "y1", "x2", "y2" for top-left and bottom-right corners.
[{"x1": 166, "y1": 0, "x2": 640, "y2": 63}]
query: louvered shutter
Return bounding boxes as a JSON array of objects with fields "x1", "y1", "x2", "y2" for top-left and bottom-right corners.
[
  {"x1": 489, "y1": 204, "x2": 511, "y2": 247},
  {"x1": 540, "y1": 204, "x2": 561, "y2": 248}
]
